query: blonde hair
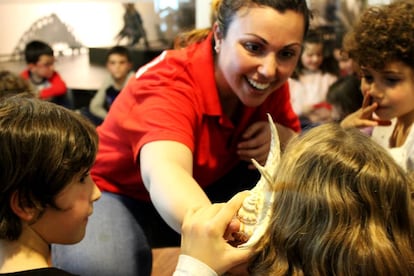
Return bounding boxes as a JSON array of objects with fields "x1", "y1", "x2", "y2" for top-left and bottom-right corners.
[{"x1": 250, "y1": 123, "x2": 414, "y2": 275}]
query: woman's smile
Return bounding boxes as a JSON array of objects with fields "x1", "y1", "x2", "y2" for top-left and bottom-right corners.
[{"x1": 246, "y1": 77, "x2": 271, "y2": 91}]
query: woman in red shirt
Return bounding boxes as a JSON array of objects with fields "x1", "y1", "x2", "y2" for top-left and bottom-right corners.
[{"x1": 53, "y1": 1, "x2": 312, "y2": 275}]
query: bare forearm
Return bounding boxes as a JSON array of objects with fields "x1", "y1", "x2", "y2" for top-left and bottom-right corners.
[
  {"x1": 140, "y1": 141, "x2": 211, "y2": 233},
  {"x1": 147, "y1": 166, "x2": 211, "y2": 233}
]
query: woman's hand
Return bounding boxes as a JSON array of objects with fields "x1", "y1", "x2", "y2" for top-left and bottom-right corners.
[
  {"x1": 340, "y1": 94, "x2": 391, "y2": 128},
  {"x1": 237, "y1": 121, "x2": 270, "y2": 167},
  {"x1": 180, "y1": 191, "x2": 252, "y2": 275},
  {"x1": 238, "y1": 121, "x2": 296, "y2": 168}
]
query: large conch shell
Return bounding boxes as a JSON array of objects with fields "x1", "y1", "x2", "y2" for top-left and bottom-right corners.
[{"x1": 236, "y1": 114, "x2": 280, "y2": 248}]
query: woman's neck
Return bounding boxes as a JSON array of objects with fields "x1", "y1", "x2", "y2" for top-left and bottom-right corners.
[
  {"x1": 0, "y1": 225, "x2": 50, "y2": 272},
  {"x1": 214, "y1": 60, "x2": 240, "y2": 121},
  {"x1": 221, "y1": 95, "x2": 241, "y2": 122}
]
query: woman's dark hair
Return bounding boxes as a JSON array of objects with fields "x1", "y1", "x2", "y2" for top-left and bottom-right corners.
[
  {"x1": 216, "y1": 0, "x2": 312, "y2": 39},
  {"x1": 174, "y1": 0, "x2": 312, "y2": 48}
]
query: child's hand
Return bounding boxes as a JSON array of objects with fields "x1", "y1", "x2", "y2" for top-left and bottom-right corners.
[
  {"x1": 340, "y1": 94, "x2": 391, "y2": 128},
  {"x1": 180, "y1": 191, "x2": 253, "y2": 275}
]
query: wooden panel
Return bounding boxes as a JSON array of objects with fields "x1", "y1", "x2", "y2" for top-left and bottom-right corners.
[{"x1": 151, "y1": 247, "x2": 180, "y2": 276}]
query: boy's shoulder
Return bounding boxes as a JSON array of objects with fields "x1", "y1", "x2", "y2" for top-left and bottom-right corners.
[{"x1": 0, "y1": 267, "x2": 78, "y2": 276}]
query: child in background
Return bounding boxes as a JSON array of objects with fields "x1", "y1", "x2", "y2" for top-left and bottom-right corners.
[
  {"x1": 20, "y1": 40, "x2": 70, "y2": 108},
  {"x1": 326, "y1": 75, "x2": 363, "y2": 122},
  {"x1": 0, "y1": 95, "x2": 101, "y2": 274},
  {"x1": 333, "y1": 34, "x2": 357, "y2": 77},
  {"x1": 174, "y1": 123, "x2": 414, "y2": 275},
  {"x1": 86, "y1": 46, "x2": 134, "y2": 125},
  {"x1": 290, "y1": 29, "x2": 338, "y2": 128},
  {"x1": 334, "y1": 49, "x2": 356, "y2": 77},
  {"x1": 340, "y1": 0, "x2": 414, "y2": 172},
  {"x1": 0, "y1": 70, "x2": 33, "y2": 99}
]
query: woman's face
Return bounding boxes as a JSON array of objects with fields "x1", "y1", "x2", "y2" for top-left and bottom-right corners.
[
  {"x1": 214, "y1": 6, "x2": 304, "y2": 107},
  {"x1": 361, "y1": 61, "x2": 414, "y2": 122}
]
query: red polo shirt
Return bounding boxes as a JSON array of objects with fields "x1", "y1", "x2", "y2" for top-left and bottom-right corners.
[{"x1": 92, "y1": 33, "x2": 300, "y2": 202}]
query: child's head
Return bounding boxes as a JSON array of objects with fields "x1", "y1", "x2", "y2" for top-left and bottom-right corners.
[
  {"x1": 344, "y1": 0, "x2": 414, "y2": 71},
  {"x1": 334, "y1": 50, "x2": 355, "y2": 77},
  {"x1": 250, "y1": 123, "x2": 414, "y2": 274},
  {"x1": 106, "y1": 46, "x2": 133, "y2": 82},
  {"x1": 343, "y1": 0, "x2": 414, "y2": 121},
  {"x1": 333, "y1": 34, "x2": 355, "y2": 77},
  {"x1": 0, "y1": 70, "x2": 33, "y2": 99},
  {"x1": 326, "y1": 75, "x2": 363, "y2": 121},
  {"x1": 0, "y1": 95, "x2": 100, "y2": 244},
  {"x1": 24, "y1": 40, "x2": 55, "y2": 79},
  {"x1": 299, "y1": 29, "x2": 324, "y2": 72}
]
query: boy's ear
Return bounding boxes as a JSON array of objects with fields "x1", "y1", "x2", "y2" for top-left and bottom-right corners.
[
  {"x1": 27, "y1": 63, "x2": 36, "y2": 71},
  {"x1": 10, "y1": 191, "x2": 37, "y2": 222}
]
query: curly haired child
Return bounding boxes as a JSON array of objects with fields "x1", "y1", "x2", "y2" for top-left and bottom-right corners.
[{"x1": 341, "y1": 0, "x2": 414, "y2": 172}]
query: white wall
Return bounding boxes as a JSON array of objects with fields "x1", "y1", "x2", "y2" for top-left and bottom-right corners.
[
  {"x1": 0, "y1": 1, "x2": 157, "y2": 56},
  {"x1": 0, "y1": 0, "x2": 394, "y2": 56},
  {"x1": 195, "y1": 0, "x2": 212, "y2": 28}
]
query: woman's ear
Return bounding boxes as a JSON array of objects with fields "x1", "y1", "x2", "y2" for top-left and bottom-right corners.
[
  {"x1": 213, "y1": 22, "x2": 222, "y2": 53},
  {"x1": 10, "y1": 191, "x2": 37, "y2": 222}
]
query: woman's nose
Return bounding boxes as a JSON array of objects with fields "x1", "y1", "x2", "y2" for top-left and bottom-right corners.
[{"x1": 258, "y1": 54, "x2": 277, "y2": 79}]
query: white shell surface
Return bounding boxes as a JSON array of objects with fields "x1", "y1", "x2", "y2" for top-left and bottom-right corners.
[{"x1": 236, "y1": 114, "x2": 281, "y2": 248}]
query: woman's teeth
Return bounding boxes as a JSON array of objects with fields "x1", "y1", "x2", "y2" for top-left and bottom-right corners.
[{"x1": 247, "y1": 78, "x2": 270, "y2": 90}]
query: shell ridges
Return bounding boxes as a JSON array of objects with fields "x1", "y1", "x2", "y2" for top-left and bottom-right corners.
[{"x1": 236, "y1": 114, "x2": 281, "y2": 248}]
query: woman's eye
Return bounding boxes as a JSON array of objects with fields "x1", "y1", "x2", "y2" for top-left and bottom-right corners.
[
  {"x1": 244, "y1": 42, "x2": 262, "y2": 54},
  {"x1": 279, "y1": 50, "x2": 296, "y2": 60}
]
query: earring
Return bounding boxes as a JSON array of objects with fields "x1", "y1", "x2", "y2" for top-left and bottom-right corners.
[{"x1": 214, "y1": 43, "x2": 220, "y2": 53}]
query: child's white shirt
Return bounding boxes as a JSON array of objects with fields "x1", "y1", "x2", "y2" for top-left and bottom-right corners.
[
  {"x1": 173, "y1": 255, "x2": 218, "y2": 276},
  {"x1": 371, "y1": 118, "x2": 414, "y2": 172},
  {"x1": 289, "y1": 71, "x2": 337, "y2": 115}
]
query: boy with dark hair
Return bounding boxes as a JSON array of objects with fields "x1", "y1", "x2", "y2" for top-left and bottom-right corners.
[
  {"x1": 84, "y1": 45, "x2": 134, "y2": 125},
  {"x1": 0, "y1": 95, "x2": 101, "y2": 274},
  {"x1": 20, "y1": 40, "x2": 70, "y2": 107}
]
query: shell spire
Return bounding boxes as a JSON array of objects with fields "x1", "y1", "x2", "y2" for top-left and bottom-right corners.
[{"x1": 236, "y1": 114, "x2": 281, "y2": 248}]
